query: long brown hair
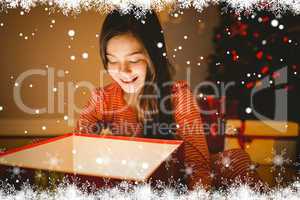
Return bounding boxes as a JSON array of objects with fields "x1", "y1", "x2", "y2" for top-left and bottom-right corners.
[{"x1": 99, "y1": 7, "x2": 176, "y2": 139}]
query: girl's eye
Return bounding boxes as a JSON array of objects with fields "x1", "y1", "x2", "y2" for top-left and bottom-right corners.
[
  {"x1": 108, "y1": 61, "x2": 118, "y2": 65},
  {"x1": 129, "y1": 60, "x2": 141, "y2": 64}
]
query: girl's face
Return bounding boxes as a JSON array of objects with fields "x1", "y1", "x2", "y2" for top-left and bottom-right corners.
[{"x1": 106, "y1": 33, "x2": 151, "y2": 94}]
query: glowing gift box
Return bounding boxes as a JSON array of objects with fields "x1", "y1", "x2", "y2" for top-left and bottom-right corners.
[
  {"x1": 0, "y1": 133, "x2": 184, "y2": 186},
  {"x1": 225, "y1": 120, "x2": 299, "y2": 165}
]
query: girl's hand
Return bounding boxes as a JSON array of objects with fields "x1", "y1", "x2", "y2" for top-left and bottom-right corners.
[{"x1": 101, "y1": 127, "x2": 113, "y2": 136}]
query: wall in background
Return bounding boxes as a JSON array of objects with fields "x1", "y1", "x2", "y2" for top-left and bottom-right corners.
[{"x1": 0, "y1": 6, "x2": 220, "y2": 135}]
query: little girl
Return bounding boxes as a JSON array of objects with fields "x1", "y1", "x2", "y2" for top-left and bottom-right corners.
[{"x1": 74, "y1": 7, "x2": 262, "y2": 190}]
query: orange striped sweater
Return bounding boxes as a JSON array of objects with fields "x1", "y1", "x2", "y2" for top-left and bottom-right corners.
[{"x1": 74, "y1": 80, "x2": 262, "y2": 190}]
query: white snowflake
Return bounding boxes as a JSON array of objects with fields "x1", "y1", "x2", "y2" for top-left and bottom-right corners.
[
  {"x1": 35, "y1": 170, "x2": 43, "y2": 179},
  {"x1": 265, "y1": 149, "x2": 293, "y2": 185},
  {"x1": 102, "y1": 177, "x2": 112, "y2": 187},
  {"x1": 215, "y1": 152, "x2": 234, "y2": 173},
  {"x1": 273, "y1": 154, "x2": 284, "y2": 166},
  {"x1": 81, "y1": 52, "x2": 89, "y2": 59},
  {"x1": 68, "y1": 29, "x2": 75, "y2": 37},
  {"x1": 7, "y1": 166, "x2": 26, "y2": 181},
  {"x1": 248, "y1": 163, "x2": 259, "y2": 172},
  {"x1": 180, "y1": 163, "x2": 195, "y2": 179},
  {"x1": 266, "y1": 148, "x2": 292, "y2": 173},
  {"x1": 157, "y1": 42, "x2": 163, "y2": 48},
  {"x1": 43, "y1": 152, "x2": 63, "y2": 170},
  {"x1": 209, "y1": 171, "x2": 215, "y2": 179},
  {"x1": 221, "y1": 156, "x2": 231, "y2": 168}
]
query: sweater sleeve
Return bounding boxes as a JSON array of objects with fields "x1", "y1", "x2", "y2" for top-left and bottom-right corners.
[
  {"x1": 172, "y1": 80, "x2": 212, "y2": 190},
  {"x1": 74, "y1": 88, "x2": 107, "y2": 134}
]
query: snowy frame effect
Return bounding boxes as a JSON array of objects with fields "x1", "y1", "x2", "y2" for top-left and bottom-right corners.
[
  {"x1": 0, "y1": 180, "x2": 299, "y2": 199},
  {"x1": 0, "y1": 0, "x2": 300, "y2": 16},
  {"x1": 1, "y1": 0, "x2": 300, "y2": 199}
]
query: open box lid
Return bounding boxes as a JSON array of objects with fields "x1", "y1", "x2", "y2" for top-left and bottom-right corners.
[{"x1": 0, "y1": 133, "x2": 183, "y2": 181}]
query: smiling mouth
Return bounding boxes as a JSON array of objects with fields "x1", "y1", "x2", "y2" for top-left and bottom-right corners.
[{"x1": 121, "y1": 76, "x2": 138, "y2": 84}]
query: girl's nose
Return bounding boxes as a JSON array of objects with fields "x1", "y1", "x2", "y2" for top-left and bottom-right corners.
[{"x1": 120, "y1": 63, "x2": 132, "y2": 73}]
